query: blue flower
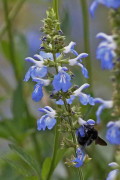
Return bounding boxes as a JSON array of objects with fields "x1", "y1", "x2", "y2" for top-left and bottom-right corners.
[
  {"x1": 72, "y1": 147, "x2": 85, "y2": 168},
  {"x1": 106, "y1": 121, "x2": 120, "y2": 145},
  {"x1": 106, "y1": 169, "x2": 119, "y2": 180},
  {"x1": 90, "y1": 0, "x2": 120, "y2": 16},
  {"x1": 66, "y1": 95, "x2": 75, "y2": 105},
  {"x1": 56, "y1": 99, "x2": 64, "y2": 105},
  {"x1": 108, "y1": 162, "x2": 119, "y2": 168},
  {"x1": 37, "y1": 106, "x2": 56, "y2": 130},
  {"x1": 32, "y1": 78, "x2": 50, "y2": 102},
  {"x1": 52, "y1": 67, "x2": 72, "y2": 92},
  {"x1": 24, "y1": 54, "x2": 47, "y2": 81},
  {"x1": 94, "y1": 98, "x2": 113, "y2": 124},
  {"x1": 96, "y1": 33, "x2": 116, "y2": 70},
  {"x1": 39, "y1": 51, "x2": 60, "y2": 60},
  {"x1": 69, "y1": 53, "x2": 88, "y2": 78},
  {"x1": 73, "y1": 83, "x2": 95, "y2": 105},
  {"x1": 63, "y1": 41, "x2": 78, "y2": 56}
]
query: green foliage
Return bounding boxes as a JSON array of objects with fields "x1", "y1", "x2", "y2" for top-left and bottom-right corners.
[
  {"x1": 9, "y1": 144, "x2": 41, "y2": 177},
  {"x1": 42, "y1": 157, "x2": 52, "y2": 180}
]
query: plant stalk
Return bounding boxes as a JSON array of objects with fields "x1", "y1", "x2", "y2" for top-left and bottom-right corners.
[{"x1": 80, "y1": 0, "x2": 93, "y2": 94}]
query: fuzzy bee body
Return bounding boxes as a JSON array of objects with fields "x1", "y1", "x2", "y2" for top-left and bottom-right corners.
[{"x1": 77, "y1": 124, "x2": 107, "y2": 147}]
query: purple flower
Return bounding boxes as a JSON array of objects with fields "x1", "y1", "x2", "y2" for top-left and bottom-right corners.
[
  {"x1": 52, "y1": 67, "x2": 72, "y2": 92},
  {"x1": 106, "y1": 120, "x2": 120, "y2": 144},
  {"x1": 73, "y1": 83, "x2": 95, "y2": 105},
  {"x1": 96, "y1": 33, "x2": 116, "y2": 70},
  {"x1": 37, "y1": 106, "x2": 56, "y2": 130},
  {"x1": 72, "y1": 147, "x2": 85, "y2": 168}
]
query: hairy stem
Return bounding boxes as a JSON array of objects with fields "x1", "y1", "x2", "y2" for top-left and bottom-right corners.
[
  {"x1": 80, "y1": 0, "x2": 93, "y2": 93},
  {"x1": 63, "y1": 100, "x2": 84, "y2": 180}
]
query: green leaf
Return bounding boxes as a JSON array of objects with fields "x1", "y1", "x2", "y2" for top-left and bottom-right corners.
[
  {"x1": 4, "y1": 158, "x2": 33, "y2": 177},
  {"x1": 0, "y1": 40, "x2": 11, "y2": 60},
  {"x1": 0, "y1": 121, "x2": 12, "y2": 140},
  {"x1": 54, "y1": 149, "x2": 67, "y2": 169},
  {"x1": 41, "y1": 157, "x2": 52, "y2": 180},
  {"x1": 14, "y1": 32, "x2": 28, "y2": 78},
  {"x1": 12, "y1": 83, "x2": 25, "y2": 120},
  {"x1": 9, "y1": 144, "x2": 41, "y2": 177}
]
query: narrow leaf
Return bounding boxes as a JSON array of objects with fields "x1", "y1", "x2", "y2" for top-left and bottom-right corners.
[
  {"x1": 9, "y1": 144, "x2": 41, "y2": 177},
  {"x1": 41, "y1": 157, "x2": 52, "y2": 180}
]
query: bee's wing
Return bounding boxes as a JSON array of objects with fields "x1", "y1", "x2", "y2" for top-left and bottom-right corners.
[{"x1": 95, "y1": 136, "x2": 107, "y2": 146}]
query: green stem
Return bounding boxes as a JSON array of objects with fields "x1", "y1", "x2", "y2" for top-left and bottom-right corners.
[
  {"x1": 31, "y1": 132, "x2": 41, "y2": 168},
  {"x1": 80, "y1": 0, "x2": 93, "y2": 93},
  {"x1": 53, "y1": 53, "x2": 58, "y2": 73},
  {"x1": 2, "y1": 0, "x2": 19, "y2": 80},
  {"x1": 52, "y1": 0, "x2": 60, "y2": 30},
  {"x1": 3, "y1": 1, "x2": 42, "y2": 177},
  {"x1": 63, "y1": 100, "x2": 84, "y2": 180},
  {"x1": 0, "y1": 0, "x2": 26, "y2": 40},
  {"x1": 46, "y1": 124, "x2": 60, "y2": 180}
]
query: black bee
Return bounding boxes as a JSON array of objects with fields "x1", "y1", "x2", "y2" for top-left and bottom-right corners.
[{"x1": 77, "y1": 123, "x2": 107, "y2": 147}]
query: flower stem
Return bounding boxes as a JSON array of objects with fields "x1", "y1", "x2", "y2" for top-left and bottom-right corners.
[
  {"x1": 79, "y1": 0, "x2": 93, "y2": 93},
  {"x1": 2, "y1": 0, "x2": 19, "y2": 80},
  {"x1": 0, "y1": 0, "x2": 26, "y2": 40},
  {"x1": 52, "y1": 0, "x2": 59, "y2": 20},
  {"x1": 63, "y1": 99, "x2": 84, "y2": 180},
  {"x1": 46, "y1": 124, "x2": 60, "y2": 180}
]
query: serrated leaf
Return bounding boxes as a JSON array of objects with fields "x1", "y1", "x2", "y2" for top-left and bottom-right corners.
[
  {"x1": 41, "y1": 157, "x2": 52, "y2": 180},
  {"x1": 9, "y1": 144, "x2": 41, "y2": 177}
]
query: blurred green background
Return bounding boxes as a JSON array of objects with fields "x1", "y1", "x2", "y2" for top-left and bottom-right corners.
[{"x1": 0, "y1": 0, "x2": 115, "y2": 179}]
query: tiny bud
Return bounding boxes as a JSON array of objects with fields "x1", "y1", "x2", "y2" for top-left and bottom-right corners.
[
  {"x1": 40, "y1": 46, "x2": 45, "y2": 50},
  {"x1": 58, "y1": 30, "x2": 63, "y2": 35}
]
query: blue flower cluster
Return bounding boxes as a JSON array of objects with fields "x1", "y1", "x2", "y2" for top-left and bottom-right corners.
[
  {"x1": 24, "y1": 41, "x2": 92, "y2": 132},
  {"x1": 96, "y1": 33, "x2": 116, "y2": 70}
]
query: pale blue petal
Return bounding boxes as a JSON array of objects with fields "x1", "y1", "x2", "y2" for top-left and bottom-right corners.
[
  {"x1": 79, "y1": 93, "x2": 88, "y2": 105},
  {"x1": 37, "y1": 115, "x2": 47, "y2": 130},
  {"x1": 106, "y1": 169, "x2": 119, "y2": 180},
  {"x1": 52, "y1": 72, "x2": 72, "y2": 92},
  {"x1": 96, "y1": 104, "x2": 105, "y2": 124},
  {"x1": 88, "y1": 96, "x2": 95, "y2": 105},
  {"x1": 32, "y1": 83, "x2": 43, "y2": 102},
  {"x1": 46, "y1": 117, "x2": 56, "y2": 129},
  {"x1": 106, "y1": 121, "x2": 120, "y2": 144},
  {"x1": 31, "y1": 66, "x2": 48, "y2": 78},
  {"x1": 87, "y1": 119, "x2": 95, "y2": 125},
  {"x1": 40, "y1": 51, "x2": 53, "y2": 60},
  {"x1": 56, "y1": 99, "x2": 64, "y2": 105},
  {"x1": 66, "y1": 95, "x2": 75, "y2": 104},
  {"x1": 90, "y1": 1, "x2": 98, "y2": 17},
  {"x1": 81, "y1": 66, "x2": 89, "y2": 78},
  {"x1": 24, "y1": 66, "x2": 34, "y2": 81}
]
